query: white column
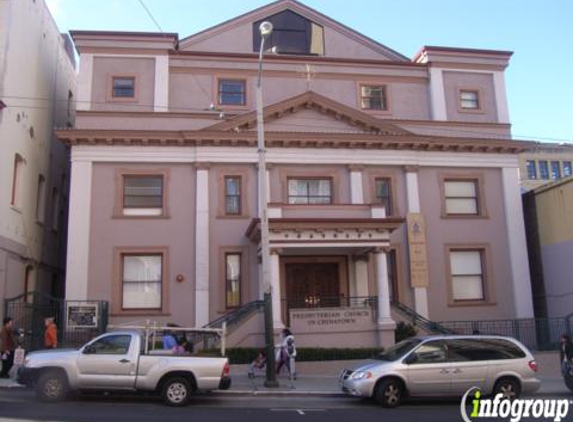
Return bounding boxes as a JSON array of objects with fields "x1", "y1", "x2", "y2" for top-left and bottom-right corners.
[
  {"x1": 154, "y1": 55, "x2": 169, "y2": 112},
  {"x1": 405, "y1": 170, "x2": 421, "y2": 213},
  {"x1": 65, "y1": 160, "x2": 92, "y2": 300},
  {"x1": 405, "y1": 168, "x2": 429, "y2": 318},
  {"x1": 76, "y1": 54, "x2": 93, "y2": 111},
  {"x1": 354, "y1": 257, "x2": 369, "y2": 297},
  {"x1": 258, "y1": 168, "x2": 272, "y2": 216},
  {"x1": 428, "y1": 67, "x2": 447, "y2": 121},
  {"x1": 502, "y1": 167, "x2": 534, "y2": 318},
  {"x1": 195, "y1": 165, "x2": 210, "y2": 327},
  {"x1": 375, "y1": 250, "x2": 392, "y2": 323},
  {"x1": 349, "y1": 167, "x2": 364, "y2": 204},
  {"x1": 269, "y1": 251, "x2": 284, "y2": 329},
  {"x1": 493, "y1": 71, "x2": 510, "y2": 124}
]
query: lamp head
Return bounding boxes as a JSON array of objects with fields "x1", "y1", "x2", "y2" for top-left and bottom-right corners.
[{"x1": 259, "y1": 21, "x2": 273, "y2": 37}]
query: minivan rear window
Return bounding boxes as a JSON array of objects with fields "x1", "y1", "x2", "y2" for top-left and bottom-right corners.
[{"x1": 447, "y1": 338, "x2": 526, "y2": 361}]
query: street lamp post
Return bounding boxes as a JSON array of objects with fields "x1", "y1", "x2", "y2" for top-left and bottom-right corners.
[{"x1": 257, "y1": 21, "x2": 279, "y2": 388}]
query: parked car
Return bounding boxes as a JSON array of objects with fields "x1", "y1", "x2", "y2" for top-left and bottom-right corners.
[
  {"x1": 340, "y1": 335, "x2": 540, "y2": 408},
  {"x1": 18, "y1": 330, "x2": 231, "y2": 406}
]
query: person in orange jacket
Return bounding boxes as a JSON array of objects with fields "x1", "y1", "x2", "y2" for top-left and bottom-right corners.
[{"x1": 44, "y1": 317, "x2": 58, "y2": 349}]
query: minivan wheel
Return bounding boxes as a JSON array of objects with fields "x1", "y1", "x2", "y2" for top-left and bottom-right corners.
[
  {"x1": 493, "y1": 377, "x2": 521, "y2": 400},
  {"x1": 162, "y1": 377, "x2": 192, "y2": 407},
  {"x1": 36, "y1": 371, "x2": 68, "y2": 403},
  {"x1": 374, "y1": 378, "x2": 404, "y2": 408}
]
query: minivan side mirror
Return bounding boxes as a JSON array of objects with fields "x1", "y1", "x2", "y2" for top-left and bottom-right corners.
[
  {"x1": 83, "y1": 345, "x2": 96, "y2": 354},
  {"x1": 403, "y1": 354, "x2": 416, "y2": 365}
]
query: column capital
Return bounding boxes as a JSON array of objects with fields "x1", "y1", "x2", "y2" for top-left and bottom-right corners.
[
  {"x1": 194, "y1": 162, "x2": 211, "y2": 170},
  {"x1": 404, "y1": 165, "x2": 419, "y2": 173},
  {"x1": 351, "y1": 254, "x2": 369, "y2": 263},
  {"x1": 374, "y1": 246, "x2": 392, "y2": 255},
  {"x1": 255, "y1": 163, "x2": 273, "y2": 170},
  {"x1": 270, "y1": 247, "x2": 283, "y2": 255},
  {"x1": 348, "y1": 164, "x2": 365, "y2": 172}
]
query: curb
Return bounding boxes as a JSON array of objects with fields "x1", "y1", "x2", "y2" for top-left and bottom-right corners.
[{"x1": 215, "y1": 389, "x2": 345, "y2": 397}]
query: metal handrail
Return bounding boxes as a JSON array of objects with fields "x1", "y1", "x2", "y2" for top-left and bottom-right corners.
[
  {"x1": 390, "y1": 300, "x2": 455, "y2": 334},
  {"x1": 204, "y1": 300, "x2": 265, "y2": 330}
]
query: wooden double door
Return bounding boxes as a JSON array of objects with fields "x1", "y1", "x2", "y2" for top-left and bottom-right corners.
[{"x1": 284, "y1": 257, "x2": 346, "y2": 309}]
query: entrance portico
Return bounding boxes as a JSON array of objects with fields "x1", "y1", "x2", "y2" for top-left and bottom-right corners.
[{"x1": 246, "y1": 210, "x2": 403, "y2": 347}]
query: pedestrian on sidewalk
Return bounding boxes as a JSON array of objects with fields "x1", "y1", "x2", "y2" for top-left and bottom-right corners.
[
  {"x1": 559, "y1": 334, "x2": 573, "y2": 375},
  {"x1": 0, "y1": 317, "x2": 17, "y2": 378},
  {"x1": 44, "y1": 317, "x2": 58, "y2": 349},
  {"x1": 276, "y1": 328, "x2": 297, "y2": 379},
  {"x1": 248, "y1": 350, "x2": 266, "y2": 378}
]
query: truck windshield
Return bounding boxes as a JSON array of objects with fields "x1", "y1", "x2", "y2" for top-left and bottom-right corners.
[{"x1": 375, "y1": 338, "x2": 422, "y2": 361}]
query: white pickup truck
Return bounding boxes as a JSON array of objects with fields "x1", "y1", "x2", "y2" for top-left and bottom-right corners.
[{"x1": 17, "y1": 330, "x2": 231, "y2": 406}]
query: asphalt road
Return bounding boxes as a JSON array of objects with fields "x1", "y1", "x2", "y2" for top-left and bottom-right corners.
[{"x1": 0, "y1": 389, "x2": 571, "y2": 422}]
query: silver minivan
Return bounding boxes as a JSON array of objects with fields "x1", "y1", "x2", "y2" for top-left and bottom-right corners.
[{"x1": 340, "y1": 335, "x2": 540, "y2": 408}]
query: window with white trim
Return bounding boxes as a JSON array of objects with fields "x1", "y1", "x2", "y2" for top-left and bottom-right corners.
[
  {"x1": 122, "y1": 254, "x2": 162, "y2": 310},
  {"x1": 450, "y1": 250, "x2": 485, "y2": 302},
  {"x1": 225, "y1": 253, "x2": 242, "y2": 308},
  {"x1": 444, "y1": 180, "x2": 479, "y2": 215},
  {"x1": 288, "y1": 178, "x2": 332, "y2": 205},
  {"x1": 460, "y1": 90, "x2": 479, "y2": 110},
  {"x1": 123, "y1": 175, "x2": 163, "y2": 216}
]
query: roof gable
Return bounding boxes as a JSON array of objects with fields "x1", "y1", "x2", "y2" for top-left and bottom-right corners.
[
  {"x1": 179, "y1": 0, "x2": 408, "y2": 62},
  {"x1": 204, "y1": 91, "x2": 411, "y2": 135}
]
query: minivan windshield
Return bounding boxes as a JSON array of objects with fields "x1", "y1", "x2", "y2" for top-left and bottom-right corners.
[{"x1": 375, "y1": 338, "x2": 422, "y2": 361}]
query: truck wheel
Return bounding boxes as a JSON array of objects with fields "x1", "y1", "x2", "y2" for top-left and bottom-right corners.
[
  {"x1": 162, "y1": 377, "x2": 192, "y2": 407},
  {"x1": 374, "y1": 378, "x2": 404, "y2": 408},
  {"x1": 36, "y1": 371, "x2": 68, "y2": 403}
]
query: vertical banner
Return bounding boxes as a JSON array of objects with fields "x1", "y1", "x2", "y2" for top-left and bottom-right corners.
[{"x1": 407, "y1": 212, "x2": 429, "y2": 288}]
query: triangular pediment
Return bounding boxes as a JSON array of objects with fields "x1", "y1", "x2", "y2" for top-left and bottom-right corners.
[
  {"x1": 204, "y1": 91, "x2": 411, "y2": 136},
  {"x1": 179, "y1": 0, "x2": 408, "y2": 62}
]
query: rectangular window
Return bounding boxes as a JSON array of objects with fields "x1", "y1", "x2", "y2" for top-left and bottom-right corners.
[
  {"x1": 36, "y1": 175, "x2": 46, "y2": 222},
  {"x1": 123, "y1": 175, "x2": 163, "y2": 216},
  {"x1": 460, "y1": 90, "x2": 480, "y2": 110},
  {"x1": 375, "y1": 178, "x2": 393, "y2": 215},
  {"x1": 450, "y1": 250, "x2": 485, "y2": 301},
  {"x1": 360, "y1": 85, "x2": 387, "y2": 110},
  {"x1": 51, "y1": 188, "x2": 60, "y2": 231},
  {"x1": 551, "y1": 161, "x2": 561, "y2": 179},
  {"x1": 218, "y1": 79, "x2": 246, "y2": 106},
  {"x1": 288, "y1": 178, "x2": 332, "y2": 204},
  {"x1": 112, "y1": 77, "x2": 135, "y2": 98},
  {"x1": 563, "y1": 161, "x2": 572, "y2": 177},
  {"x1": 526, "y1": 160, "x2": 537, "y2": 180},
  {"x1": 225, "y1": 176, "x2": 242, "y2": 215},
  {"x1": 11, "y1": 154, "x2": 24, "y2": 207},
  {"x1": 539, "y1": 161, "x2": 549, "y2": 179},
  {"x1": 225, "y1": 253, "x2": 241, "y2": 308},
  {"x1": 444, "y1": 180, "x2": 479, "y2": 215},
  {"x1": 122, "y1": 254, "x2": 162, "y2": 309}
]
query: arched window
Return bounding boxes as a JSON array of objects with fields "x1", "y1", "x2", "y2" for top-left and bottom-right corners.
[{"x1": 253, "y1": 10, "x2": 324, "y2": 55}]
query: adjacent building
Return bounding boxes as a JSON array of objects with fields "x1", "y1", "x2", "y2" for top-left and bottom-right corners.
[
  {"x1": 0, "y1": 0, "x2": 76, "y2": 319},
  {"x1": 58, "y1": 0, "x2": 534, "y2": 347},
  {"x1": 524, "y1": 177, "x2": 573, "y2": 319},
  {"x1": 519, "y1": 142, "x2": 573, "y2": 192}
]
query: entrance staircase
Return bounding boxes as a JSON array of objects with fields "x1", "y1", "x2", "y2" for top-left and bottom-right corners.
[{"x1": 390, "y1": 300, "x2": 455, "y2": 335}]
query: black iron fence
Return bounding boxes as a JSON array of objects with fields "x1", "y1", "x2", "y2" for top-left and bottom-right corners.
[
  {"x1": 4, "y1": 292, "x2": 109, "y2": 351},
  {"x1": 439, "y1": 317, "x2": 573, "y2": 351}
]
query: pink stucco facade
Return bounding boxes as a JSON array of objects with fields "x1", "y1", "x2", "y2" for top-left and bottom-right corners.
[{"x1": 59, "y1": 0, "x2": 534, "y2": 348}]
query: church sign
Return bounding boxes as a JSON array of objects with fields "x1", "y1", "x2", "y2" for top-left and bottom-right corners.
[{"x1": 290, "y1": 307, "x2": 375, "y2": 333}]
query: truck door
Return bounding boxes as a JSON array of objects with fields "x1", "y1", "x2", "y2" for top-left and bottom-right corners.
[{"x1": 76, "y1": 333, "x2": 137, "y2": 389}]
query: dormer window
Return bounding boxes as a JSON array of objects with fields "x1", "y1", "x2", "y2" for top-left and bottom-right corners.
[{"x1": 253, "y1": 10, "x2": 324, "y2": 55}]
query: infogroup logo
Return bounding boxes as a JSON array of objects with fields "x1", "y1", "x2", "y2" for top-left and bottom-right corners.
[{"x1": 460, "y1": 387, "x2": 570, "y2": 422}]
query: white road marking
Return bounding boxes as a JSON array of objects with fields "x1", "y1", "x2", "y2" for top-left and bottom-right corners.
[{"x1": 270, "y1": 408, "x2": 326, "y2": 415}]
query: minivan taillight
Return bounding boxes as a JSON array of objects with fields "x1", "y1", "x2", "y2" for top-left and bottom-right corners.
[
  {"x1": 528, "y1": 360, "x2": 537, "y2": 372},
  {"x1": 222, "y1": 362, "x2": 230, "y2": 377}
]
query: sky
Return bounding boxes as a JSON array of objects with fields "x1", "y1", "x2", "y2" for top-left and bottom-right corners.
[{"x1": 45, "y1": 0, "x2": 573, "y2": 144}]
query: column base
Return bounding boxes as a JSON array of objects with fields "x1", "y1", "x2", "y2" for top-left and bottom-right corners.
[{"x1": 376, "y1": 319, "x2": 396, "y2": 349}]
